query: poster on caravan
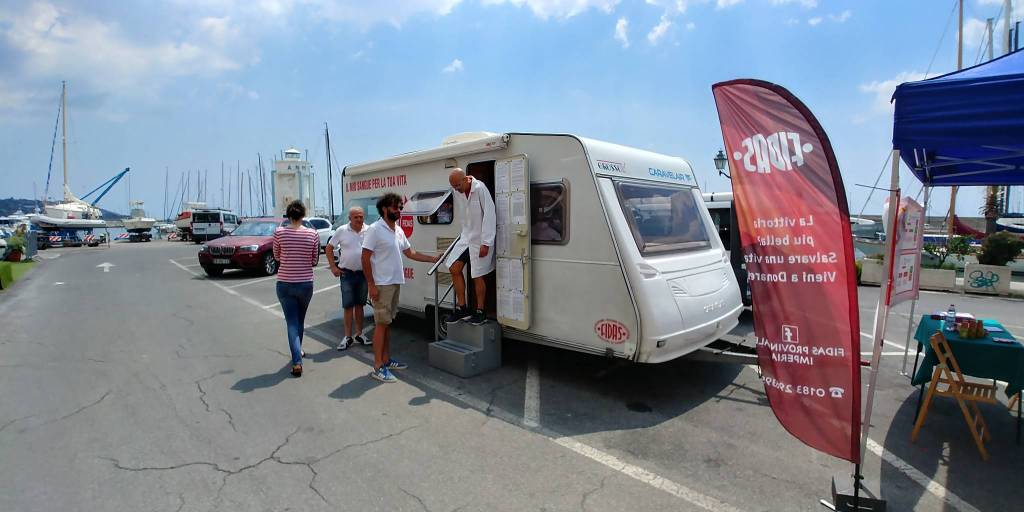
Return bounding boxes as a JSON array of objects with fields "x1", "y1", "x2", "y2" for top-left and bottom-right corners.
[{"x1": 712, "y1": 79, "x2": 861, "y2": 463}]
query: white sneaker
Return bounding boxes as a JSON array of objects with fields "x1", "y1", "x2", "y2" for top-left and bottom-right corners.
[
  {"x1": 355, "y1": 334, "x2": 371, "y2": 345},
  {"x1": 337, "y1": 336, "x2": 353, "y2": 351}
]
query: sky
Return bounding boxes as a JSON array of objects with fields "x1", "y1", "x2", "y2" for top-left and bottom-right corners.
[{"x1": 1, "y1": 0, "x2": 1022, "y2": 220}]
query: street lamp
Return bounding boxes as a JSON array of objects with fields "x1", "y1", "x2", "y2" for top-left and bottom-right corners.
[{"x1": 713, "y1": 149, "x2": 730, "y2": 179}]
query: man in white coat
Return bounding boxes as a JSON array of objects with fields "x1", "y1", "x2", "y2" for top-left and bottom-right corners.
[{"x1": 444, "y1": 168, "x2": 496, "y2": 325}]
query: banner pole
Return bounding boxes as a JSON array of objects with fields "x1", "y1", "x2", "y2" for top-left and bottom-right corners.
[
  {"x1": 860, "y1": 149, "x2": 901, "y2": 463},
  {"x1": 901, "y1": 185, "x2": 930, "y2": 375}
]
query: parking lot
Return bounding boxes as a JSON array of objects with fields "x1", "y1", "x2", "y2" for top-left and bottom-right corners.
[{"x1": 3, "y1": 241, "x2": 1023, "y2": 511}]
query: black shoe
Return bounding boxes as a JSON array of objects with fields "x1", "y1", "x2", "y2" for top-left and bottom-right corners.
[
  {"x1": 445, "y1": 306, "x2": 473, "y2": 323},
  {"x1": 468, "y1": 310, "x2": 487, "y2": 325}
]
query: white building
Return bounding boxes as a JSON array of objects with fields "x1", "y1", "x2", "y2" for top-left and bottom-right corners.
[{"x1": 271, "y1": 147, "x2": 315, "y2": 216}]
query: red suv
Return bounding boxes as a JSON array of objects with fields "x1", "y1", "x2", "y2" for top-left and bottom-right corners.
[{"x1": 197, "y1": 217, "x2": 280, "y2": 277}]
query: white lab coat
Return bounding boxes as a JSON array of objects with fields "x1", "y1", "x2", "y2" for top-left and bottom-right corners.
[{"x1": 444, "y1": 177, "x2": 496, "y2": 278}]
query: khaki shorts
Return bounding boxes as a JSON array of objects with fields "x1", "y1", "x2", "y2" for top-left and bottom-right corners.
[{"x1": 373, "y1": 284, "x2": 401, "y2": 325}]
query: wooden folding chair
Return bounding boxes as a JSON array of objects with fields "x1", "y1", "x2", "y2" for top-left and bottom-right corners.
[{"x1": 910, "y1": 332, "x2": 999, "y2": 460}]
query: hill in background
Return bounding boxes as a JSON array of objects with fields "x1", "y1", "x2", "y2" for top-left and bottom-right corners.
[{"x1": 0, "y1": 197, "x2": 126, "y2": 220}]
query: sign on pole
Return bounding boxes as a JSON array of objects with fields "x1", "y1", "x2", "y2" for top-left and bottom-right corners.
[
  {"x1": 887, "y1": 197, "x2": 924, "y2": 306},
  {"x1": 713, "y1": 80, "x2": 861, "y2": 463}
]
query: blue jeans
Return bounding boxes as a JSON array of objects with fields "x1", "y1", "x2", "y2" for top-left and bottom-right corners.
[
  {"x1": 340, "y1": 270, "x2": 368, "y2": 309},
  {"x1": 276, "y1": 281, "x2": 314, "y2": 365}
]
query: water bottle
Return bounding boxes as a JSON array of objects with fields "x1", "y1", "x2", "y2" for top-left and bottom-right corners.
[{"x1": 945, "y1": 304, "x2": 956, "y2": 331}]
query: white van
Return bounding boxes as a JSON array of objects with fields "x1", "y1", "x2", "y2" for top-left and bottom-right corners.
[
  {"x1": 343, "y1": 133, "x2": 742, "y2": 363},
  {"x1": 191, "y1": 209, "x2": 240, "y2": 243}
]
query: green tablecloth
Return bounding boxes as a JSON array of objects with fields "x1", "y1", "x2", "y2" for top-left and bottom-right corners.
[{"x1": 912, "y1": 316, "x2": 1024, "y2": 398}]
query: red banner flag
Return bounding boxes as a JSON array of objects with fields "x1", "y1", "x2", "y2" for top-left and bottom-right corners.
[{"x1": 712, "y1": 80, "x2": 861, "y2": 463}]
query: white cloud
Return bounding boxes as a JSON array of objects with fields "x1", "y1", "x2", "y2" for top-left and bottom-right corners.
[
  {"x1": 828, "y1": 10, "x2": 852, "y2": 23},
  {"x1": 716, "y1": 0, "x2": 743, "y2": 8},
  {"x1": 481, "y1": 0, "x2": 619, "y2": 20},
  {"x1": 785, "y1": 17, "x2": 800, "y2": 25},
  {"x1": 647, "y1": 14, "x2": 672, "y2": 44},
  {"x1": 807, "y1": 16, "x2": 822, "y2": 26},
  {"x1": 859, "y1": 71, "x2": 927, "y2": 113},
  {"x1": 685, "y1": 21, "x2": 695, "y2": 30},
  {"x1": 644, "y1": 0, "x2": 690, "y2": 14},
  {"x1": 442, "y1": 58, "x2": 464, "y2": 73},
  {"x1": 771, "y1": 0, "x2": 816, "y2": 7},
  {"x1": 0, "y1": 2, "x2": 247, "y2": 96},
  {"x1": 614, "y1": 17, "x2": 630, "y2": 48}
]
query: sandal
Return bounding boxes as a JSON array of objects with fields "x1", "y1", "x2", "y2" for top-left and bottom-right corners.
[{"x1": 291, "y1": 364, "x2": 303, "y2": 377}]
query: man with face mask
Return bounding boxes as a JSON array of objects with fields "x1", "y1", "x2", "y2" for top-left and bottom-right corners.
[
  {"x1": 362, "y1": 193, "x2": 439, "y2": 383},
  {"x1": 443, "y1": 168, "x2": 497, "y2": 326}
]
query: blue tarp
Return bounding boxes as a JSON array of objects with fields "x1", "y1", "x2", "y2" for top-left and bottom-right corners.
[{"x1": 892, "y1": 48, "x2": 1024, "y2": 186}]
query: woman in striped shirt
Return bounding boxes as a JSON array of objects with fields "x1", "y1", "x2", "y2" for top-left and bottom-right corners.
[{"x1": 274, "y1": 200, "x2": 320, "y2": 377}]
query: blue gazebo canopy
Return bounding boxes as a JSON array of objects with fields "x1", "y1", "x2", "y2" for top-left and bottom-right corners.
[{"x1": 892, "y1": 48, "x2": 1024, "y2": 186}]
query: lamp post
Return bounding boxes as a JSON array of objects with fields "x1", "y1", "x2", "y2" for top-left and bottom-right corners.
[{"x1": 714, "y1": 149, "x2": 730, "y2": 179}]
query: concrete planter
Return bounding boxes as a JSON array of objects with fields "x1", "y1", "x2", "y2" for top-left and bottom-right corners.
[
  {"x1": 963, "y1": 263, "x2": 1011, "y2": 295},
  {"x1": 859, "y1": 259, "x2": 957, "y2": 292},
  {"x1": 860, "y1": 259, "x2": 884, "y2": 285},
  {"x1": 919, "y1": 268, "x2": 957, "y2": 292}
]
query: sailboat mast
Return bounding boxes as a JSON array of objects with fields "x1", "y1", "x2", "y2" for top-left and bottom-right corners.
[
  {"x1": 164, "y1": 167, "x2": 169, "y2": 222},
  {"x1": 325, "y1": 122, "x2": 334, "y2": 222},
  {"x1": 948, "y1": 0, "x2": 964, "y2": 237},
  {"x1": 61, "y1": 81, "x2": 69, "y2": 199}
]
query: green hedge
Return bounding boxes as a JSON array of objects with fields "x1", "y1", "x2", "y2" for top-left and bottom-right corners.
[{"x1": 0, "y1": 261, "x2": 36, "y2": 289}]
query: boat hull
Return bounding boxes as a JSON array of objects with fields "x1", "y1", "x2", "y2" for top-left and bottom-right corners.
[{"x1": 29, "y1": 214, "x2": 107, "y2": 230}]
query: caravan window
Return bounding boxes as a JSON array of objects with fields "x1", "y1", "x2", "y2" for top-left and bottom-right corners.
[
  {"x1": 531, "y1": 180, "x2": 569, "y2": 244},
  {"x1": 348, "y1": 197, "x2": 381, "y2": 225},
  {"x1": 614, "y1": 181, "x2": 710, "y2": 255},
  {"x1": 405, "y1": 190, "x2": 454, "y2": 225}
]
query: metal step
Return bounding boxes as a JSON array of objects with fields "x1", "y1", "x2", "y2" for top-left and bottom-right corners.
[{"x1": 429, "y1": 322, "x2": 502, "y2": 378}]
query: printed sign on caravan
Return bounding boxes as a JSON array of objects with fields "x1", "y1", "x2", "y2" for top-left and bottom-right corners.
[{"x1": 712, "y1": 80, "x2": 861, "y2": 463}]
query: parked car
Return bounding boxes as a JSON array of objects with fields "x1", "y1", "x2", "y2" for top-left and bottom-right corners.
[
  {"x1": 305, "y1": 217, "x2": 333, "y2": 251},
  {"x1": 191, "y1": 209, "x2": 240, "y2": 244},
  {"x1": 198, "y1": 217, "x2": 280, "y2": 277}
]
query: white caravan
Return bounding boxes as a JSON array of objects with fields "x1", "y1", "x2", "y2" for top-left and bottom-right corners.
[{"x1": 343, "y1": 133, "x2": 742, "y2": 363}]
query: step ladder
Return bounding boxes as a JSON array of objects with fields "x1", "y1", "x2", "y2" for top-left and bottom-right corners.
[{"x1": 425, "y1": 236, "x2": 503, "y2": 378}]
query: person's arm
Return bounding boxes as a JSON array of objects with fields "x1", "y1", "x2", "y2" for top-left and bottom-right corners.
[
  {"x1": 403, "y1": 247, "x2": 440, "y2": 263},
  {"x1": 310, "y1": 230, "x2": 319, "y2": 267},
  {"x1": 325, "y1": 244, "x2": 341, "y2": 277},
  {"x1": 362, "y1": 247, "x2": 378, "y2": 301},
  {"x1": 272, "y1": 229, "x2": 282, "y2": 261},
  {"x1": 479, "y1": 186, "x2": 496, "y2": 257}
]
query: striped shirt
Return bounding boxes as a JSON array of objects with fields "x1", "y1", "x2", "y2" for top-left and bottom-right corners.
[{"x1": 273, "y1": 226, "x2": 319, "y2": 283}]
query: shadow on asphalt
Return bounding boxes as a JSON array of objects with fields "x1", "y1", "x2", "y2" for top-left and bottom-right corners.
[
  {"x1": 296, "y1": 312, "x2": 755, "y2": 438},
  {"x1": 879, "y1": 387, "x2": 1024, "y2": 511},
  {"x1": 231, "y1": 365, "x2": 295, "y2": 393}
]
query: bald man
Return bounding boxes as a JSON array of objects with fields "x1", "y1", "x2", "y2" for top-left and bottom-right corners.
[
  {"x1": 326, "y1": 206, "x2": 370, "y2": 349},
  {"x1": 443, "y1": 168, "x2": 496, "y2": 325}
]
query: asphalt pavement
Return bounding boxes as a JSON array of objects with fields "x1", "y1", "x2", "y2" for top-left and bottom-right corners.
[{"x1": 1, "y1": 241, "x2": 1022, "y2": 511}]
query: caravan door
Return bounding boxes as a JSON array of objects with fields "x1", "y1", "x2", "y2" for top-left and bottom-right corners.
[{"x1": 494, "y1": 155, "x2": 531, "y2": 329}]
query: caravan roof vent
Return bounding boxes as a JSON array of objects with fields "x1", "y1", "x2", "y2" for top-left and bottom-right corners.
[{"x1": 441, "y1": 132, "x2": 498, "y2": 146}]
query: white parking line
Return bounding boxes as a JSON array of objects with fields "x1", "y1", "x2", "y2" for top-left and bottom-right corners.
[
  {"x1": 169, "y1": 259, "x2": 283, "y2": 319},
  {"x1": 262, "y1": 283, "x2": 340, "y2": 309},
  {"x1": 523, "y1": 360, "x2": 540, "y2": 428},
  {"x1": 228, "y1": 275, "x2": 277, "y2": 288},
  {"x1": 864, "y1": 438, "x2": 980, "y2": 512},
  {"x1": 860, "y1": 331, "x2": 907, "y2": 351}
]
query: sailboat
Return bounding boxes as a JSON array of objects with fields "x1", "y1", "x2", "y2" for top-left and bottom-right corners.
[
  {"x1": 29, "y1": 82, "x2": 107, "y2": 230},
  {"x1": 123, "y1": 201, "x2": 156, "y2": 233}
]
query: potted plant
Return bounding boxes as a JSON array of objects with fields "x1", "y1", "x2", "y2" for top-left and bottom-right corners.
[
  {"x1": 5, "y1": 233, "x2": 25, "y2": 262},
  {"x1": 965, "y1": 232, "x2": 1024, "y2": 295}
]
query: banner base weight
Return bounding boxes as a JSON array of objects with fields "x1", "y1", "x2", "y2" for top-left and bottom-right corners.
[{"x1": 830, "y1": 473, "x2": 886, "y2": 511}]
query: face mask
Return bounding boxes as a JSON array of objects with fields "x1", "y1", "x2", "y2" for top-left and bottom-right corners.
[{"x1": 386, "y1": 210, "x2": 401, "y2": 221}]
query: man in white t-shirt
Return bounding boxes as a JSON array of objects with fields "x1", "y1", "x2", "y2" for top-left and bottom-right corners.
[
  {"x1": 326, "y1": 206, "x2": 370, "y2": 351},
  {"x1": 361, "y1": 193, "x2": 438, "y2": 383}
]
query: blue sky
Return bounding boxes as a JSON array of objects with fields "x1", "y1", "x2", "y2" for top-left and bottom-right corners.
[{"x1": 2, "y1": 0, "x2": 1021, "y2": 219}]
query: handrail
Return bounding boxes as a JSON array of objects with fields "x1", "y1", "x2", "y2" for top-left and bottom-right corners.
[
  {"x1": 432, "y1": 235, "x2": 463, "y2": 342},
  {"x1": 428, "y1": 234, "x2": 461, "y2": 276}
]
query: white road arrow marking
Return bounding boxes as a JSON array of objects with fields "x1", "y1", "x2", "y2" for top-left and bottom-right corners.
[{"x1": 97, "y1": 262, "x2": 115, "y2": 273}]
